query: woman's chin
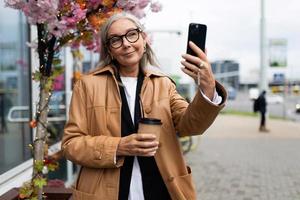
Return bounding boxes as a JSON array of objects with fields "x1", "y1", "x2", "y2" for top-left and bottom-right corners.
[{"x1": 119, "y1": 59, "x2": 140, "y2": 68}]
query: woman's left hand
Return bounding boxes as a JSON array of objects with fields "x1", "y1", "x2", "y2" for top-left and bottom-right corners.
[{"x1": 181, "y1": 41, "x2": 216, "y2": 100}]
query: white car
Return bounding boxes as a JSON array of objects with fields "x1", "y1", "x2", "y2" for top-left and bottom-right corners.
[
  {"x1": 266, "y1": 94, "x2": 284, "y2": 104},
  {"x1": 249, "y1": 88, "x2": 259, "y2": 100}
]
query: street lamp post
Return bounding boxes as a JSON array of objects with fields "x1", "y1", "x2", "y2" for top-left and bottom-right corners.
[{"x1": 259, "y1": 0, "x2": 268, "y2": 92}]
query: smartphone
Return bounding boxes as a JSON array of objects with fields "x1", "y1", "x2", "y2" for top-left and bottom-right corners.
[{"x1": 186, "y1": 23, "x2": 207, "y2": 56}]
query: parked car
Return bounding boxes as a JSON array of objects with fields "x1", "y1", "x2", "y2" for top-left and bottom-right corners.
[
  {"x1": 249, "y1": 88, "x2": 259, "y2": 100},
  {"x1": 296, "y1": 102, "x2": 300, "y2": 114},
  {"x1": 266, "y1": 94, "x2": 284, "y2": 104}
]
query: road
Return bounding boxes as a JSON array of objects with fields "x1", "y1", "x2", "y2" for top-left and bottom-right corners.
[{"x1": 185, "y1": 114, "x2": 300, "y2": 200}]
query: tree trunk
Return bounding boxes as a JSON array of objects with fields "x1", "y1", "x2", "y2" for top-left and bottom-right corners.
[{"x1": 34, "y1": 77, "x2": 51, "y2": 199}]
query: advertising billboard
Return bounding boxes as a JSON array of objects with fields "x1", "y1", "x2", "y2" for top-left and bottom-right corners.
[{"x1": 269, "y1": 39, "x2": 287, "y2": 67}]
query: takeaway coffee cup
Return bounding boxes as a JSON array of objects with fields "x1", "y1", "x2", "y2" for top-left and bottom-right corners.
[{"x1": 138, "y1": 118, "x2": 162, "y2": 142}]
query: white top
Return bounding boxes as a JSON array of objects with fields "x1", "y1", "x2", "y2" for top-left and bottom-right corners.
[{"x1": 119, "y1": 76, "x2": 223, "y2": 200}]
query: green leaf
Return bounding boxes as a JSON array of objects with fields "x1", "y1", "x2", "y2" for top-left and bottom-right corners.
[
  {"x1": 19, "y1": 183, "x2": 34, "y2": 199},
  {"x1": 30, "y1": 196, "x2": 38, "y2": 200},
  {"x1": 47, "y1": 162, "x2": 59, "y2": 171},
  {"x1": 52, "y1": 58, "x2": 61, "y2": 66},
  {"x1": 52, "y1": 67, "x2": 64, "y2": 78},
  {"x1": 44, "y1": 79, "x2": 53, "y2": 92},
  {"x1": 58, "y1": 33, "x2": 75, "y2": 47},
  {"x1": 33, "y1": 177, "x2": 47, "y2": 189},
  {"x1": 34, "y1": 160, "x2": 44, "y2": 173},
  {"x1": 32, "y1": 71, "x2": 41, "y2": 82}
]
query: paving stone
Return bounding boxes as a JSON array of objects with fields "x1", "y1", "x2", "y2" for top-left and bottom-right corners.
[{"x1": 185, "y1": 115, "x2": 300, "y2": 200}]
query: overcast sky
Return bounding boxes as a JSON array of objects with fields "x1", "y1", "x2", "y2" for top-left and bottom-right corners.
[
  {"x1": 143, "y1": 0, "x2": 300, "y2": 82},
  {"x1": 1, "y1": 0, "x2": 299, "y2": 83}
]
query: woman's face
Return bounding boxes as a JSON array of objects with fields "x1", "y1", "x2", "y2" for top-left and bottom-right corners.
[{"x1": 107, "y1": 18, "x2": 146, "y2": 70}]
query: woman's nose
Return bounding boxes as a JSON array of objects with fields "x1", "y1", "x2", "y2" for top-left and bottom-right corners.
[{"x1": 122, "y1": 37, "x2": 131, "y2": 47}]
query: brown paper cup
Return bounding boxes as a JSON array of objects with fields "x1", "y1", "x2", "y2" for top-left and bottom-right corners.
[{"x1": 138, "y1": 118, "x2": 162, "y2": 142}]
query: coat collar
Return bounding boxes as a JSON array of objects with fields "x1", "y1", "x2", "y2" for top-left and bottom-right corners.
[{"x1": 89, "y1": 64, "x2": 166, "y2": 78}]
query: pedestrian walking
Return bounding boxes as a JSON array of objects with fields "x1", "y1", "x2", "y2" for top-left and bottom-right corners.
[
  {"x1": 62, "y1": 12, "x2": 227, "y2": 200},
  {"x1": 255, "y1": 90, "x2": 270, "y2": 132}
]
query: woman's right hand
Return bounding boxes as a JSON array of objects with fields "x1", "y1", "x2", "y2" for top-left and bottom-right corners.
[{"x1": 117, "y1": 134, "x2": 159, "y2": 157}]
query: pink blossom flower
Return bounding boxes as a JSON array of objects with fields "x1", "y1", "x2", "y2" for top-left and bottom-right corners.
[
  {"x1": 85, "y1": 40, "x2": 96, "y2": 51},
  {"x1": 5, "y1": 0, "x2": 162, "y2": 52},
  {"x1": 48, "y1": 19, "x2": 69, "y2": 37},
  {"x1": 21, "y1": 0, "x2": 58, "y2": 25},
  {"x1": 94, "y1": 38, "x2": 101, "y2": 52},
  {"x1": 60, "y1": 17, "x2": 76, "y2": 28},
  {"x1": 58, "y1": 0, "x2": 69, "y2": 10},
  {"x1": 138, "y1": 0, "x2": 150, "y2": 9},
  {"x1": 4, "y1": 0, "x2": 25, "y2": 10},
  {"x1": 150, "y1": 1, "x2": 162, "y2": 12},
  {"x1": 117, "y1": 0, "x2": 138, "y2": 10},
  {"x1": 129, "y1": 6, "x2": 145, "y2": 19},
  {"x1": 58, "y1": 4, "x2": 86, "y2": 30},
  {"x1": 71, "y1": 41, "x2": 81, "y2": 49},
  {"x1": 72, "y1": 4, "x2": 87, "y2": 21}
]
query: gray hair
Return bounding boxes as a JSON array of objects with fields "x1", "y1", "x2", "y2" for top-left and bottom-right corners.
[{"x1": 99, "y1": 12, "x2": 160, "y2": 68}]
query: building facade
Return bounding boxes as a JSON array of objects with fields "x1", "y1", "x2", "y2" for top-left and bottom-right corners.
[
  {"x1": 0, "y1": 5, "x2": 81, "y2": 195},
  {"x1": 211, "y1": 60, "x2": 240, "y2": 90}
]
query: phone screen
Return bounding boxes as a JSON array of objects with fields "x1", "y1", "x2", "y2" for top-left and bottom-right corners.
[{"x1": 186, "y1": 23, "x2": 207, "y2": 56}]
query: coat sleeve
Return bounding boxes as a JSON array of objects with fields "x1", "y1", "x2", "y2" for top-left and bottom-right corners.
[
  {"x1": 169, "y1": 81, "x2": 227, "y2": 137},
  {"x1": 61, "y1": 80, "x2": 124, "y2": 168}
]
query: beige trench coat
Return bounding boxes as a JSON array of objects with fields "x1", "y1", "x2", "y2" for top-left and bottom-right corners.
[{"x1": 62, "y1": 65, "x2": 227, "y2": 200}]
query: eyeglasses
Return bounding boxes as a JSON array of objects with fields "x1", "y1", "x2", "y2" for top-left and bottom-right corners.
[{"x1": 107, "y1": 28, "x2": 141, "y2": 49}]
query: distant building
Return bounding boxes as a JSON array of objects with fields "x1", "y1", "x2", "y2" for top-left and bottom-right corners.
[{"x1": 211, "y1": 60, "x2": 240, "y2": 89}]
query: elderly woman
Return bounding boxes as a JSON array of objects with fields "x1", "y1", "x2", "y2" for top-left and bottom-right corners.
[{"x1": 62, "y1": 12, "x2": 226, "y2": 200}]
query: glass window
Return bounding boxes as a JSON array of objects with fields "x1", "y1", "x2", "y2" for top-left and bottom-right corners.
[{"x1": 0, "y1": 3, "x2": 31, "y2": 174}]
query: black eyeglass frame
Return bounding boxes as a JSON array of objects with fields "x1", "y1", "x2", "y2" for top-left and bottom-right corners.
[{"x1": 106, "y1": 28, "x2": 142, "y2": 49}]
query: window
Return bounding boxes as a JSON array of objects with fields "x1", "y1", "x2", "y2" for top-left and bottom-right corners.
[{"x1": 0, "y1": 3, "x2": 31, "y2": 174}]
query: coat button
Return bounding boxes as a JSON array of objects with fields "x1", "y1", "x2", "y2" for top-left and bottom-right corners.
[
  {"x1": 95, "y1": 151, "x2": 102, "y2": 160},
  {"x1": 145, "y1": 107, "x2": 151, "y2": 114}
]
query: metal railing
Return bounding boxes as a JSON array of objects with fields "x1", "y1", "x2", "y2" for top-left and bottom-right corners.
[{"x1": 7, "y1": 105, "x2": 66, "y2": 123}]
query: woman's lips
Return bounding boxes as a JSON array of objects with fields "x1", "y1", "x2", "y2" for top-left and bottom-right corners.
[{"x1": 123, "y1": 51, "x2": 135, "y2": 56}]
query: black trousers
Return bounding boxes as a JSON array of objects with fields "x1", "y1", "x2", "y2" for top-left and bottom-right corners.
[{"x1": 260, "y1": 111, "x2": 266, "y2": 127}]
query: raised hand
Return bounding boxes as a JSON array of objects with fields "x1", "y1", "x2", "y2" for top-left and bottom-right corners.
[{"x1": 181, "y1": 41, "x2": 216, "y2": 100}]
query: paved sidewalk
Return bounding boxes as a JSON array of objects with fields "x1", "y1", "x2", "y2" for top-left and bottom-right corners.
[{"x1": 186, "y1": 114, "x2": 300, "y2": 200}]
